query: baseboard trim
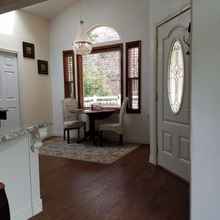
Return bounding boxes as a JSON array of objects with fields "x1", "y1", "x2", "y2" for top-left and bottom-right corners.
[
  {"x1": 11, "y1": 205, "x2": 32, "y2": 220},
  {"x1": 32, "y1": 197, "x2": 43, "y2": 216},
  {"x1": 10, "y1": 198, "x2": 42, "y2": 220}
]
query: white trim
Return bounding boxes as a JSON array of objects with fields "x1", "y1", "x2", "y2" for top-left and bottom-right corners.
[
  {"x1": 11, "y1": 205, "x2": 33, "y2": 220},
  {"x1": 90, "y1": 40, "x2": 123, "y2": 48},
  {"x1": 0, "y1": 48, "x2": 17, "y2": 55},
  {"x1": 156, "y1": 4, "x2": 191, "y2": 28},
  {"x1": 150, "y1": 3, "x2": 191, "y2": 165},
  {"x1": 32, "y1": 197, "x2": 43, "y2": 216},
  {"x1": 16, "y1": 51, "x2": 24, "y2": 127}
]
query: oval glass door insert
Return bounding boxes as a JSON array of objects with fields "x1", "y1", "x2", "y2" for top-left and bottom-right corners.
[{"x1": 168, "y1": 40, "x2": 185, "y2": 114}]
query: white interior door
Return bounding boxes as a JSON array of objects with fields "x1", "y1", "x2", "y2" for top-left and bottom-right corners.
[
  {"x1": 157, "y1": 9, "x2": 191, "y2": 181},
  {"x1": 0, "y1": 52, "x2": 20, "y2": 129}
]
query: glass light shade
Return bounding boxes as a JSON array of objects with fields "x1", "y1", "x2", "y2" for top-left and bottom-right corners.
[
  {"x1": 73, "y1": 40, "x2": 92, "y2": 55},
  {"x1": 73, "y1": 21, "x2": 93, "y2": 55}
]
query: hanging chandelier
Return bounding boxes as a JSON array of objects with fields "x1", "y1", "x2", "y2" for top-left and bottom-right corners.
[{"x1": 73, "y1": 20, "x2": 93, "y2": 55}]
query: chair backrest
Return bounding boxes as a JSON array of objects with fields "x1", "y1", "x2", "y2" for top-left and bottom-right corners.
[
  {"x1": 119, "y1": 97, "x2": 128, "y2": 126},
  {"x1": 63, "y1": 98, "x2": 79, "y2": 122}
]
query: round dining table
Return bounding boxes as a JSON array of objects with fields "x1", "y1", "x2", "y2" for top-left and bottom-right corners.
[{"x1": 83, "y1": 108, "x2": 119, "y2": 144}]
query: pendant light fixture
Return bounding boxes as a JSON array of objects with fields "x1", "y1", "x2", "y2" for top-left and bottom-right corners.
[{"x1": 73, "y1": 1, "x2": 92, "y2": 55}]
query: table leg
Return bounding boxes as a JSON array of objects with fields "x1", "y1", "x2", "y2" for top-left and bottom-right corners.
[
  {"x1": 67, "y1": 129, "x2": 70, "y2": 144},
  {"x1": 89, "y1": 116, "x2": 96, "y2": 144}
]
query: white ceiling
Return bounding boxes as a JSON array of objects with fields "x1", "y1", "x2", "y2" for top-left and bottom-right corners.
[{"x1": 23, "y1": 0, "x2": 78, "y2": 20}]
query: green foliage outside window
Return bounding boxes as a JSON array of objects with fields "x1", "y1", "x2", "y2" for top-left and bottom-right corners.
[{"x1": 83, "y1": 62, "x2": 111, "y2": 97}]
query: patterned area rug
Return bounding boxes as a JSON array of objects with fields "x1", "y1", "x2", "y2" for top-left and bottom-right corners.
[{"x1": 40, "y1": 139, "x2": 140, "y2": 164}]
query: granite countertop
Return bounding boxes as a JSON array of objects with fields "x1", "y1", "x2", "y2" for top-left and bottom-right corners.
[{"x1": 0, "y1": 122, "x2": 50, "y2": 144}]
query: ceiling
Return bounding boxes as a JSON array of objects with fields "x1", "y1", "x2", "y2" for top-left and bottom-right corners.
[
  {"x1": 23, "y1": 0, "x2": 78, "y2": 20},
  {"x1": 0, "y1": 0, "x2": 47, "y2": 14}
]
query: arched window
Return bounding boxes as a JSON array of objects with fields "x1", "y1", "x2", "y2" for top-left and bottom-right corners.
[
  {"x1": 76, "y1": 26, "x2": 123, "y2": 109},
  {"x1": 88, "y1": 26, "x2": 120, "y2": 44}
]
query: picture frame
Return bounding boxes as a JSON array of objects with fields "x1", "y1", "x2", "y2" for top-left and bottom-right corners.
[
  {"x1": 23, "y1": 42, "x2": 35, "y2": 59},
  {"x1": 38, "y1": 60, "x2": 48, "y2": 75}
]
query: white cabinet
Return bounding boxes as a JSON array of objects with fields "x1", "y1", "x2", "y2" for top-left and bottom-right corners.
[{"x1": 0, "y1": 134, "x2": 42, "y2": 220}]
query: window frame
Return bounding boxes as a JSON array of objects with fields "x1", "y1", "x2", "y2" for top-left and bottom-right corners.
[
  {"x1": 126, "y1": 40, "x2": 142, "y2": 113},
  {"x1": 63, "y1": 50, "x2": 76, "y2": 98},
  {"x1": 77, "y1": 43, "x2": 124, "y2": 109},
  {"x1": 88, "y1": 26, "x2": 121, "y2": 44}
]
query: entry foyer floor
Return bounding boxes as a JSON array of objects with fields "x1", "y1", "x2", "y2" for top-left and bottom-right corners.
[{"x1": 31, "y1": 146, "x2": 189, "y2": 220}]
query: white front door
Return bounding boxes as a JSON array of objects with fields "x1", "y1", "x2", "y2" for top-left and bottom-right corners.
[
  {"x1": 0, "y1": 52, "x2": 20, "y2": 129},
  {"x1": 157, "y1": 9, "x2": 191, "y2": 181}
]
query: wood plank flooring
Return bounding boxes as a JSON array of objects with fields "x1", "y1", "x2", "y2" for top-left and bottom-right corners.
[{"x1": 31, "y1": 145, "x2": 189, "y2": 220}]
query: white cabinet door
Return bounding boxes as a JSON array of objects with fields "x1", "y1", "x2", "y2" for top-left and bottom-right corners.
[
  {"x1": 0, "y1": 52, "x2": 20, "y2": 128},
  {"x1": 157, "y1": 9, "x2": 191, "y2": 181}
]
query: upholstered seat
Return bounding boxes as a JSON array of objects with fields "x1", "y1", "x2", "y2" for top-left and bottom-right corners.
[
  {"x1": 63, "y1": 99, "x2": 86, "y2": 144},
  {"x1": 64, "y1": 120, "x2": 85, "y2": 129},
  {"x1": 99, "y1": 98, "x2": 128, "y2": 145}
]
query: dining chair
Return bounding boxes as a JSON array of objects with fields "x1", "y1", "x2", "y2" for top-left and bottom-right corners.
[
  {"x1": 63, "y1": 98, "x2": 86, "y2": 144},
  {"x1": 99, "y1": 98, "x2": 128, "y2": 145}
]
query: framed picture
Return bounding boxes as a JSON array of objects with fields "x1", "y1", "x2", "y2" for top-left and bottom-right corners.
[
  {"x1": 23, "y1": 42, "x2": 35, "y2": 59},
  {"x1": 38, "y1": 60, "x2": 48, "y2": 75}
]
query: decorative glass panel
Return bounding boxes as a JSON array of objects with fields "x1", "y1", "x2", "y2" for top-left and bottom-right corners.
[
  {"x1": 88, "y1": 26, "x2": 120, "y2": 44},
  {"x1": 168, "y1": 40, "x2": 184, "y2": 114}
]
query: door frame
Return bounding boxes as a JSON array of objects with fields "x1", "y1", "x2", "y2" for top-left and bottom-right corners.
[
  {"x1": 150, "y1": 4, "x2": 192, "y2": 166},
  {"x1": 0, "y1": 48, "x2": 22, "y2": 127}
]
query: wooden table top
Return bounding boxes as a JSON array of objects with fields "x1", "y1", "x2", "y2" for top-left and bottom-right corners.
[{"x1": 83, "y1": 108, "x2": 119, "y2": 114}]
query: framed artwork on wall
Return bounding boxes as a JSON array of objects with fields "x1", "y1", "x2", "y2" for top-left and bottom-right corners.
[
  {"x1": 38, "y1": 60, "x2": 48, "y2": 75},
  {"x1": 23, "y1": 42, "x2": 35, "y2": 59}
]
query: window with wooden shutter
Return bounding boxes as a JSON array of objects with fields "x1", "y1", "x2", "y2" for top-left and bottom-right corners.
[
  {"x1": 63, "y1": 50, "x2": 76, "y2": 98},
  {"x1": 126, "y1": 41, "x2": 141, "y2": 113},
  {"x1": 77, "y1": 44, "x2": 123, "y2": 108}
]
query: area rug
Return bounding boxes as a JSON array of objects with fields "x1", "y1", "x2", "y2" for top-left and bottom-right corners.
[{"x1": 39, "y1": 139, "x2": 140, "y2": 164}]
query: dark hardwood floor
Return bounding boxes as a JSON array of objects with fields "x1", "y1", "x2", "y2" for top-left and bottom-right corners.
[{"x1": 31, "y1": 146, "x2": 189, "y2": 220}]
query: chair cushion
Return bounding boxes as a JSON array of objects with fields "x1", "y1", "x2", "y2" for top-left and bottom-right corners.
[
  {"x1": 99, "y1": 123, "x2": 123, "y2": 134},
  {"x1": 64, "y1": 120, "x2": 84, "y2": 129}
]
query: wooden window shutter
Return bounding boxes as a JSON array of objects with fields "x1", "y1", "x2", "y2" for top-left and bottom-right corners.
[
  {"x1": 63, "y1": 50, "x2": 76, "y2": 98},
  {"x1": 126, "y1": 41, "x2": 141, "y2": 113}
]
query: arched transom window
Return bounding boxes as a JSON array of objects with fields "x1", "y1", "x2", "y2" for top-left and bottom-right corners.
[{"x1": 88, "y1": 26, "x2": 120, "y2": 44}]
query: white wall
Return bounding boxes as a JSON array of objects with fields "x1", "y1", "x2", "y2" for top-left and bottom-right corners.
[
  {"x1": 148, "y1": 0, "x2": 191, "y2": 163},
  {"x1": 0, "y1": 10, "x2": 53, "y2": 126},
  {"x1": 50, "y1": 0, "x2": 150, "y2": 143},
  {"x1": 191, "y1": 0, "x2": 220, "y2": 219}
]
